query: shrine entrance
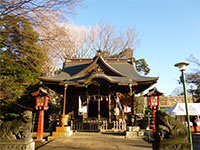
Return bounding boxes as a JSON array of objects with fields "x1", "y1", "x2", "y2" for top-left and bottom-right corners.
[
  {"x1": 88, "y1": 98, "x2": 109, "y2": 118},
  {"x1": 87, "y1": 79, "x2": 110, "y2": 120}
]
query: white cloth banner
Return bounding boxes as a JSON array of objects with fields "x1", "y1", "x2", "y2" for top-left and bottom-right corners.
[
  {"x1": 124, "y1": 106, "x2": 131, "y2": 113},
  {"x1": 78, "y1": 96, "x2": 83, "y2": 114}
]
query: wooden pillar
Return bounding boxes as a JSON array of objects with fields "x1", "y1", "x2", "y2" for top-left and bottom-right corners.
[
  {"x1": 63, "y1": 84, "x2": 68, "y2": 115},
  {"x1": 131, "y1": 95, "x2": 134, "y2": 116},
  {"x1": 129, "y1": 84, "x2": 135, "y2": 126},
  {"x1": 133, "y1": 93, "x2": 137, "y2": 125},
  {"x1": 122, "y1": 108, "x2": 125, "y2": 121},
  {"x1": 129, "y1": 84, "x2": 133, "y2": 115},
  {"x1": 98, "y1": 87, "x2": 100, "y2": 121},
  {"x1": 86, "y1": 88, "x2": 89, "y2": 123},
  {"x1": 133, "y1": 94, "x2": 136, "y2": 115},
  {"x1": 108, "y1": 94, "x2": 111, "y2": 123},
  {"x1": 108, "y1": 85, "x2": 111, "y2": 123},
  {"x1": 37, "y1": 109, "x2": 44, "y2": 140},
  {"x1": 61, "y1": 84, "x2": 68, "y2": 127}
]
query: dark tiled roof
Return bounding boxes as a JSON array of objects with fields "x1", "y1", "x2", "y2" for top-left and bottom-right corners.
[
  {"x1": 143, "y1": 87, "x2": 164, "y2": 96},
  {"x1": 40, "y1": 54, "x2": 158, "y2": 88},
  {"x1": 109, "y1": 63, "x2": 157, "y2": 82}
]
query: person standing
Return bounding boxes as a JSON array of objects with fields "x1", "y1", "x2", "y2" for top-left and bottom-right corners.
[{"x1": 191, "y1": 116, "x2": 197, "y2": 133}]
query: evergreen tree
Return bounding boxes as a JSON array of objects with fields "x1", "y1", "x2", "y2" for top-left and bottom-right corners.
[
  {"x1": 110, "y1": 48, "x2": 150, "y2": 75},
  {"x1": 0, "y1": 14, "x2": 45, "y2": 104}
]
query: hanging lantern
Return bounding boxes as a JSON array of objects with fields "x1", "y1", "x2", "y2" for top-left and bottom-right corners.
[
  {"x1": 149, "y1": 96, "x2": 159, "y2": 110},
  {"x1": 33, "y1": 88, "x2": 49, "y2": 110},
  {"x1": 144, "y1": 87, "x2": 163, "y2": 110}
]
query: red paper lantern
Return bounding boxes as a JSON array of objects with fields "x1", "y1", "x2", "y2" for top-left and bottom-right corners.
[
  {"x1": 149, "y1": 96, "x2": 159, "y2": 110},
  {"x1": 35, "y1": 96, "x2": 49, "y2": 110},
  {"x1": 32, "y1": 87, "x2": 49, "y2": 110},
  {"x1": 144, "y1": 87, "x2": 163, "y2": 110}
]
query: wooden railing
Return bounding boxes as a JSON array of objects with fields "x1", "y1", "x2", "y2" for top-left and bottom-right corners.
[
  {"x1": 101, "y1": 120, "x2": 108, "y2": 131},
  {"x1": 112, "y1": 120, "x2": 126, "y2": 131},
  {"x1": 71, "y1": 120, "x2": 83, "y2": 130},
  {"x1": 71, "y1": 120, "x2": 99, "y2": 131},
  {"x1": 71, "y1": 120, "x2": 127, "y2": 132}
]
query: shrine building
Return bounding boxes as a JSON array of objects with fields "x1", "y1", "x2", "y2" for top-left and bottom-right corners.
[{"x1": 40, "y1": 51, "x2": 158, "y2": 131}]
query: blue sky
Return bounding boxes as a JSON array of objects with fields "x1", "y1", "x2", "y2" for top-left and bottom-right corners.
[{"x1": 70, "y1": 0, "x2": 200, "y2": 95}]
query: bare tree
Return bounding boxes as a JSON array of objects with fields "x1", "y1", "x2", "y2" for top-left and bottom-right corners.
[
  {"x1": 186, "y1": 55, "x2": 200, "y2": 101},
  {"x1": 91, "y1": 22, "x2": 140, "y2": 57},
  {"x1": 0, "y1": 0, "x2": 82, "y2": 34},
  {"x1": 38, "y1": 20, "x2": 98, "y2": 76},
  {"x1": 1, "y1": 1, "x2": 139, "y2": 76},
  {"x1": 186, "y1": 55, "x2": 200, "y2": 85},
  {"x1": 0, "y1": 0, "x2": 81, "y2": 17},
  {"x1": 170, "y1": 86, "x2": 183, "y2": 96},
  {"x1": 38, "y1": 21, "x2": 140, "y2": 76}
]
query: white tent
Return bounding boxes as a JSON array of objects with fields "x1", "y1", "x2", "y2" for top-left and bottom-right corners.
[{"x1": 165, "y1": 103, "x2": 200, "y2": 116}]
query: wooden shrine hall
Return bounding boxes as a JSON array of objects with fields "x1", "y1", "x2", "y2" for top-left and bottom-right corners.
[{"x1": 40, "y1": 51, "x2": 158, "y2": 131}]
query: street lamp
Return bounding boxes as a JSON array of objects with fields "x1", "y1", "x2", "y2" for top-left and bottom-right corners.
[{"x1": 174, "y1": 62, "x2": 193, "y2": 150}]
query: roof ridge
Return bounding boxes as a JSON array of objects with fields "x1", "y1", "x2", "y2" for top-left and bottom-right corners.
[{"x1": 71, "y1": 55, "x2": 126, "y2": 78}]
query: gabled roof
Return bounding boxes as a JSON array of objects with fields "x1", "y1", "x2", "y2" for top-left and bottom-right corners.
[
  {"x1": 71, "y1": 54, "x2": 125, "y2": 78},
  {"x1": 143, "y1": 87, "x2": 163, "y2": 96},
  {"x1": 32, "y1": 87, "x2": 49, "y2": 96},
  {"x1": 40, "y1": 52, "x2": 158, "y2": 93}
]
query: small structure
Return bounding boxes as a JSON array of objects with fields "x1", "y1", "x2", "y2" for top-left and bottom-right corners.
[
  {"x1": 153, "y1": 110, "x2": 190, "y2": 150},
  {"x1": 144, "y1": 87, "x2": 163, "y2": 137},
  {"x1": 40, "y1": 51, "x2": 158, "y2": 134},
  {"x1": 32, "y1": 87, "x2": 49, "y2": 140},
  {"x1": 165, "y1": 103, "x2": 200, "y2": 116},
  {"x1": 165, "y1": 103, "x2": 200, "y2": 132},
  {"x1": 0, "y1": 110, "x2": 35, "y2": 150}
]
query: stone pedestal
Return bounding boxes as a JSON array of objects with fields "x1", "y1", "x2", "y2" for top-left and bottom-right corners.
[
  {"x1": 0, "y1": 140, "x2": 35, "y2": 150},
  {"x1": 153, "y1": 139, "x2": 190, "y2": 150},
  {"x1": 52, "y1": 126, "x2": 73, "y2": 137},
  {"x1": 51, "y1": 115, "x2": 73, "y2": 137},
  {"x1": 125, "y1": 126, "x2": 140, "y2": 138}
]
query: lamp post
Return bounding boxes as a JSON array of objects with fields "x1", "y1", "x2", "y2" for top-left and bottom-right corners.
[{"x1": 174, "y1": 62, "x2": 193, "y2": 150}]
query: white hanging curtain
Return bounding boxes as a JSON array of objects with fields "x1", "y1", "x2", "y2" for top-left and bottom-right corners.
[
  {"x1": 117, "y1": 96, "x2": 122, "y2": 110},
  {"x1": 78, "y1": 96, "x2": 83, "y2": 115}
]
